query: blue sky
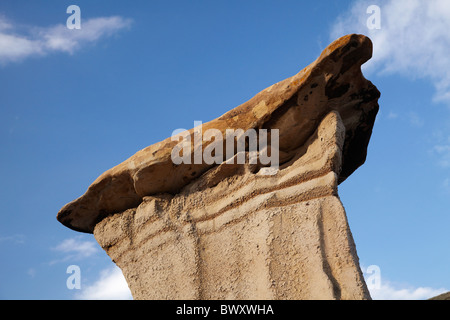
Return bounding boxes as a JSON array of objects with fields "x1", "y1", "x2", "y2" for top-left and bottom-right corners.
[{"x1": 0, "y1": 0, "x2": 449, "y2": 300}]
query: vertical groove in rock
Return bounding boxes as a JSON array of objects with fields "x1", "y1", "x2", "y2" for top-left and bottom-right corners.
[
  {"x1": 317, "y1": 203, "x2": 342, "y2": 300},
  {"x1": 185, "y1": 211, "x2": 204, "y2": 300}
]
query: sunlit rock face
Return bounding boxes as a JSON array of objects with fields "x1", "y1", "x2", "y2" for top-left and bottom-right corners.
[{"x1": 58, "y1": 34, "x2": 380, "y2": 300}]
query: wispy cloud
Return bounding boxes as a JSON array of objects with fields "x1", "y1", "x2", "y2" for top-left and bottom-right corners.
[
  {"x1": 387, "y1": 111, "x2": 398, "y2": 120},
  {"x1": 0, "y1": 234, "x2": 26, "y2": 244},
  {"x1": 368, "y1": 281, "x2": 447, "y2": 300},
  {"x1": 50, "y1": 237, "x2": 99, "y2": 264},
  {"x1": 433, "y1": 144, "x2": 450, "y2": 168},
  {"x1": 27, "y1": 268, "x2": 36, "y2": 279},
  {"x1": 75, "y1": 266, "x2": 132, "y2": 300},
  {"x1": 430, "y1": 130, "x2": 450, "y2": 169},
  {"x1": 0, "y1": 14, "x2": 132, "y2": 64},
  {"x1": 408, "y1": 111, "x2": 424, "y2": 128},
  {"x1": 443, "y1": 178, "x2": 450, "y2": 194},
  {"x1": 362, "y1": 264, "x2": 447, "y2": 300},
  {"x1": 331, "y1": 0, "x2": 450, "y2": 104}
]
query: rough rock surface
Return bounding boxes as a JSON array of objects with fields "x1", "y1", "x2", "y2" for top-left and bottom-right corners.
[
  {"x1": 429, "y1": 292, "x2": 450, "y2": 300},
  {"x1": 57, "y1": 34, "x2": 380, "y2": 300}
]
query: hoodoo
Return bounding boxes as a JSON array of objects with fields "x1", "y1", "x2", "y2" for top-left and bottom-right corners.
[{"x1": 58, "y1": 34, "x2": 380, "y2": 300}]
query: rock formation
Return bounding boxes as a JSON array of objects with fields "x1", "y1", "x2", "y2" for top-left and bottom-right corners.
[
  {"x1": 57, "y1": 34, "x2": 380, "y2": 300},
  {"x1": 429, "y1": 292, "x2": 450, "y2": 300}
]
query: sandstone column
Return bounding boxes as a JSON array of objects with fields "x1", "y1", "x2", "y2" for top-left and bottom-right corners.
[{"x1": 58, "y1": 34, "x2": 380, "y2": 300}]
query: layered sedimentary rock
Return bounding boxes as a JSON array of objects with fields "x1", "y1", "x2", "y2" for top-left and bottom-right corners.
[{"x1": 57, "y1": 34, "x2": 380, "y2": 300}]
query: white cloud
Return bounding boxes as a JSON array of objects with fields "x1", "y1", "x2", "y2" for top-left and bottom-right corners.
[
  {"x1": 387, "y1": 111, "x2": 398, "y2": 120},
  {"x1": 75, "y1": 264, "x2": 446, "y2": 300},
  {"x1": 362, "y1": 264, "x2": 447, "y2": 300},
  {"x1": 27, "y1": 268, "x2": 36, "y2": 278},
  {"x1": 433, "y1": 144, "x2": 450, "y2": 168},
  {"x1": 54, "y1": 237, "x2": 98, "y2": 256},
  {"x1": 76, "y1": 266, "x2": 133, "y2": 300},
  {"x1": 0, "y1": 17, "x2": 12, "y2": 31},
  {"x1": 368, "y1": 281, "x2": 447, "y2": 300},
  {"x1": 51, "y1": 237, "x2": 99, "y2": 264},
  {"x1": 331, "y1": 0, "x2": 450, "y2": 104},
  {"x1": 443, "y1": 178, "x2": 450, "y2": 193},
  {"x1": 0, "y1": 234, "x2": 26, "y2": 244},
  {"x1": 408, "y1": 111, "x2": 424, "y2": 127},
  {"x1": 0, "y1": 15, "x2": 131, "y2": 64},
  {"x1": 0, "y1": 32, "x2": 42, "y2": 62}
]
